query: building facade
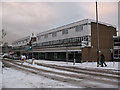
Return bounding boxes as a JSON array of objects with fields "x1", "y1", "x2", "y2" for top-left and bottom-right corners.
[
  {"x1": 113, "y1": 36, "x2": 120, "y2": 60},
  {"x1": 0, "y1": 42, "x2": 12, "y2": 55},
  {"x1": 12, "y1": 19, "x2": 117, "y2": 62}
]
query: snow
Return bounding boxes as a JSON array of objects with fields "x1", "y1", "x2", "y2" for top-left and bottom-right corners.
[
  {"x1": 1, "y1": 59, "x2": 119, "y2": 88},
  {"x1": 33, "y1": 59, "x2": 119, "y2": 71},
  {"x1": 22, "y1": 61, "x2": 118, "y2": 82},
  {"x1": 23, "y1": 62, "x2": 80, "y2": 75},
  {"x1": 2, "y1": 65, "x2": 80, "y2": 88},
  {"x1": 23, "y1": 60, "x2": 119, "y2": 84},
  {"x1": 0, "y1": 61, "x2": 2, "y2": 90}
]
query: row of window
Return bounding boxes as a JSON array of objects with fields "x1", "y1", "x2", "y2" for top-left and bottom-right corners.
[
  {"x1": 114, "y1": 42, "x2": 120, "y2": 46},
  {"x1": 114, "y1": 38, "x2": 120, "y2": 42},
  {"x1": 12, "y1": 38, "x2": 29, "y2": 46},
  {"x1": 37, "y1": 25, "x2": 84, "y2": 40},
  {"x1": 33, "y1": 35, "x2": 91, "y2": 48},
  {"x1": 113, "y1": 49, "x2": 120, "y2": 59}
]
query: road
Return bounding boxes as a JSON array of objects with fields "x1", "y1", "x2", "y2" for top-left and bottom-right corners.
[{"x1": 2, "y1": 59, "x2": 120, "y2": 88}]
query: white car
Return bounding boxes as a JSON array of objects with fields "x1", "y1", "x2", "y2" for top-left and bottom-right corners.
[
  {"x1": 21, "y1": 55, "x2": 26, "y2": 60},
  {"x1": 3, "y1": 53, "x2": 9, "y2": 58}
]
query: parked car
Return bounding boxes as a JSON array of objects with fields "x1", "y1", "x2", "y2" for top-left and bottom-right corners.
[
  {"x1": 0, "y1": 54, "x2": 3, "y2": 59},
  {"x1": 3, "y1": 53, "x2": 9, "y2": 58},
  {"x1": 9, "y1": 55, "x2": 13, "y2": 59},
  {"x1": 13, "y1": 55, "x2": 19, "y2": 60}
]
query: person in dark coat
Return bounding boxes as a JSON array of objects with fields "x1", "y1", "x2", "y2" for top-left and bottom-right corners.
[{"x1": 100, "y1": 54, "x2": 107, "y2": 67}]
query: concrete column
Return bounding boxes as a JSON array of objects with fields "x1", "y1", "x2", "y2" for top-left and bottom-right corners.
[
  {"x1": 66, "y1": 52, "x2": 68, "y2": 63},
  {"x1": 54, "y1": 53, "x2": 57, "y2": 60},
  {"x1": 45, "y1": 53, "x2": 47, "y2": 60}
]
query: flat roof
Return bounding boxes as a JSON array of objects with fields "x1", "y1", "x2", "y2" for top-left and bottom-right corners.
[
  {"x1": 37, "y1": 19, "x2": 116, "y2": 36},
  {"x1": 12, "y1": 19, "x2": 116, "y2": 43}
]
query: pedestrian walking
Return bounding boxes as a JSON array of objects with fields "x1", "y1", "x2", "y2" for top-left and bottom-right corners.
[
  {"x1": 100, "y1": 54, "x2": 107, "y2": 67},
  {"x1": 21, "y1": 55, "x2": 26, "y2": 64}
]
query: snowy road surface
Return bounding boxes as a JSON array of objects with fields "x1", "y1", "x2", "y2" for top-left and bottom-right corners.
[
  {"x1": 34, "y1": 59, "x2": 119, "y2": 71},
  {"x1": 2, "y1": 66, "x2": 78, "y2": 88},
  {"x1": 0, "y1": 61, "x2": 2, "y2": 90},
  {"x1": 1, "y1": 59, "x2": 120, "y2": 88}
]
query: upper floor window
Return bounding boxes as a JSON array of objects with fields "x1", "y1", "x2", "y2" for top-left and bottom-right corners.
[
  {"x1": 52, "y1": 32, "x2": 57, "y2": 37},
  {"x1": 44, "y1": 34, "x2": 48, "y2": 38},
  {"x1": 25, "y1": 39, "x2": 29, "y2": 43},
  {"x1": 62, "y1": 29, "x2": 68, "y2": 35},
  {"x1": 75, "y1": 25, "x2": 83, "y2": 32},
  {"x1": 22, "y1": 40, "x2": 24, "y2": 43},
  {"x1": 38, "y1": 36, "x2": 41, "y2": 40},
  {"x1": 114, "y1": 43, "x2": 120, "y2": 46},
  {"x1": 114, "y1": 38, "x2": 120, "y2": 43}
]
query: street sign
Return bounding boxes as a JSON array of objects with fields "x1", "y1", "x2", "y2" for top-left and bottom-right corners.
[{"x1": 25, "y1": 46, "x2": 32, "y2": 51}]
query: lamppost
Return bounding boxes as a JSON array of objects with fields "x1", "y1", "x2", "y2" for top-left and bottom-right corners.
[
  {"x1": 30, "y1": 33, "x2": 36, "y2": 64},
  {"x1": 73, "y1": 51, "x2": 75, "y2": 65},
  {"x1": 96, "y1": 1, "x2": 100, "y2": 67},
  {"x1": 66, "y1": 45, "x2": 68, "y2": 64},
  {"x1": 66, "y1": 38, "x2": 68, "y2": 64}
]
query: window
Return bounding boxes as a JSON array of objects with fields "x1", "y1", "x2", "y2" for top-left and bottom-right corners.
[
  {"x1": 25, "y1": 39, "x2": 28, "y2": 42},
  {"x1": 18, "y1": 42, "x2": 21, "y2": 44},
  {"x1": 81, "y1": 37, "x2": 83, "y2": 41},
  {"x1": 38, "y1": 36, "x2": 41, "y2": 40},
  {"x1": 76, "y1": 37, "x2": 80, "y2": 42},
  {"x1": 64, "y1": 39, "x2": 68, "y2": 43},
  {"x1": 114, "y1": 49, "x2": 120, "y2": 59},
  {"x1": 71, "y1": 38, "x2": 75, "y2": 42},
  {"x1": 85, "y1": 36, "x2": 88, "y2": 41},
  {"x1": 114, "y1": 38, "x2": 119, "y2": 43},
  {"x1": 52, "y1": 32, "x2": 57, "y2": 37},
  {"x1": 44, "y1": 34, "x2": 48, "y2": 38},
  {"x1": 62, "y1": 29, "x2": 68, "y2": 35},
  {"x1": 88, "y1": 36, "x2": 91, "y2": 41},
  {"x1": 83, "y1": 36, "x2": 88, "y2": 41},
  {"x1": 114, "y1": 50, "x2": 118, "y2": 54},
  {"x1": 75, "y1": 25, "x2": 83, "y2": 32},
  {"x1": 114, "y1": 42, "x2": 120, "y2": 46}
]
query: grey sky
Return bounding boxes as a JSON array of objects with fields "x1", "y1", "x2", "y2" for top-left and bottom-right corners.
[{"x1": 1, "y1": 2, "x2": 118, "y2": 44}]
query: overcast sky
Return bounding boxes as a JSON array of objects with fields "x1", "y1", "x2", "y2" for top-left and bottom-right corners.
[{"x1": 0, "y1": 1, "x2": 119, "y2": 44}]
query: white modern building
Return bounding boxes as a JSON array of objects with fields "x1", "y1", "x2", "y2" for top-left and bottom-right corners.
[{"x1": 12, "y1": 19, "x2": 117, "y2": 62}]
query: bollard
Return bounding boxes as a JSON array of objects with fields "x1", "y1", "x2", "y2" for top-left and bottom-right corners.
[
  {"x1": 24, "y1": 59, "x2": 26, "y2": 62},
  {"x1": 32, "y1": 58, "x2": 33, "y2": 64}
]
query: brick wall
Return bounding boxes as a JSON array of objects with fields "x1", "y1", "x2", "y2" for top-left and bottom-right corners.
[{"x1": 82, "y1": 22, "x2": 117, "y2": 62}]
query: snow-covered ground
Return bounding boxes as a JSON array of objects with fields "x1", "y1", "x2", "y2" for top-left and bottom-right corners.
[
  {"x1": 1, "y1": 59, "x2": 120, "y2": 88},
  {"x1": 2, "y1": 64, "x2": 79, "y2": 88},
  {"x1": 0, "y1": 61, "x2": 2, "y2": 90},
  {"x1": 33, "y1": 59, "x2": 119, "y2": 71}
]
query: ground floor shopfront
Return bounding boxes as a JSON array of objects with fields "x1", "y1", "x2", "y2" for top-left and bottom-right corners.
[
  {"x1": 14, "y1": 46, "x2": 83, "y2": 63},
  {"x1": 25, "y1": 51, "x2": 82, "y2": 63},
  {"x1": 13, "y1": 45, "x2": 114, "y2": 63}
]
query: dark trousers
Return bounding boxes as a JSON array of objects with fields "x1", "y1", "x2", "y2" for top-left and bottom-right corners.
[{"x1": 101, "y1": 62, "x2": 107, "y2": 67}]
